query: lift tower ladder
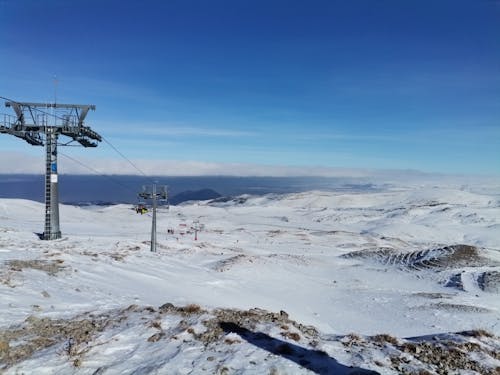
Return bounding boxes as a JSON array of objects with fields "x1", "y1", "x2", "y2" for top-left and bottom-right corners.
[{"x1": 0, "y1": 101, "x2": 101, "y2": 240}]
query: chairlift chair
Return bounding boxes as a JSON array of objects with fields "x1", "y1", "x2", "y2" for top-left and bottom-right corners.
[{"x1": 135, "y1": 199, "x2": 148, "y2": 214}]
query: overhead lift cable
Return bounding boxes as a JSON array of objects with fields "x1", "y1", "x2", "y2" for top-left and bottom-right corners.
[
  {"x1": 58, "y1": 151, "x2": 140, "y2": 196},
  {"x1": 100, "y1": 136, "x2": 154, "y2": 182}
]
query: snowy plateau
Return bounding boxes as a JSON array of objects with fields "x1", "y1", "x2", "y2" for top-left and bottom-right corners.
[{"x1": 0, "y1": 184, "x2": 499, "y2": 374}]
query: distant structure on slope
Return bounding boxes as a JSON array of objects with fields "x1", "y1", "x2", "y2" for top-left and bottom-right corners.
[
  {"x1": 0, "y1": 100, "x2": 101, "y2": 240},
  {"x1": 138, "y1": 184, "x2": 168, "y2": 252}
]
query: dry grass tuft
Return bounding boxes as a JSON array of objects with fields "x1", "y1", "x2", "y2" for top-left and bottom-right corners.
[
  {"x1": 158, "y1": 302, "x2": 206, "y2": 316},
  {"x1": 149, "y1": 320, "x2": 162, "y2": 330},
  {"x1": 282, "y1": 332, "x2": 301, "y2": 342},
  {"x1": 224, "y1": 338, "x2": 241, "y2": 345},
  {"x1": 183, "y1": 304, "x2": 202, "y2": 314},
  {"x1": 6, "y1": 259, "x2": 67, "y2": 276},
  {"x1": 147, "y1": 332, "x2": 165, "y2": 342},
  {"x1": 458, "y1": 329, "x2": 494, "y2": 338},
  {"x1": 342, "y1": 333, "x2": 364, "y2": 347},
  {"x1": 0, "y1": 313, "x2": 112, "y2": 370},
  {"x1": 395, "y1": 337, "x2": 499, "y2": 375},
  {"x1": 372, "y1": 333, "x2": 399, "y2": 345}
]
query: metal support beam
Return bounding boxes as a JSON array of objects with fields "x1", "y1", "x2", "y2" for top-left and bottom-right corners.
[
  {"x1": 151, "y1": 184, "x2": 157, "y2": 252},
  {"x1": 6, "y1": 101, "x2": 95, "y2": 111},
  {"x1": 43, "y1": 128, "x2": 61, "y2": 240},
  {"x1": 139, "y1": 184, "x2": 167, "y2": 252}
]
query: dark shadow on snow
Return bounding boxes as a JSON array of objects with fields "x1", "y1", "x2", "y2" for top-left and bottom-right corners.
[{"x1": 219, "y1": 322, "x2": 380, "y2": 375}]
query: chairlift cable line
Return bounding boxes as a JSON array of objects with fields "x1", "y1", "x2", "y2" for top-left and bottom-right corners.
[
  {"x1": 58, "y1": 152, "x2": 139, "y2": 196},
  {"x1": 100, "y1": 135, "x2": 154, "y2": 182}
]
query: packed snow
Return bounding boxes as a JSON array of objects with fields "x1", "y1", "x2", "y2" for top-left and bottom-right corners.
[{"x1": 0, "y1": 184, "x2": 499, "y2": 374}]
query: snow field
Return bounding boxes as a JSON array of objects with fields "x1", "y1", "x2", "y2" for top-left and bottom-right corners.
[{"x1": 0, "y1": 185, "x2": 499, "y2": 373}]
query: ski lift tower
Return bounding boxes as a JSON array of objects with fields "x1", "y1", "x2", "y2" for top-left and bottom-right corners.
[
  {"x1": 0, "y1": 100, "x2": 101, "y2": 240},
  {"x1": 138, "y1": 184, "x2": 168, "y2": 252}
]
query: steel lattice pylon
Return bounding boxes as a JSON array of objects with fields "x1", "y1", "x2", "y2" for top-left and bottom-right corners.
[
  {"x1": 0, "y1": 101, "x2": 101, "y2": 240},
  {"x1": 138, "y1": 184, "x2": 168, "y2": 252}
]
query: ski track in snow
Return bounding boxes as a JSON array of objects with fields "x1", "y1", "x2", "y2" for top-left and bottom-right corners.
[{"x1": 0, "y1": 185, "x2": 499, "y2": 374}]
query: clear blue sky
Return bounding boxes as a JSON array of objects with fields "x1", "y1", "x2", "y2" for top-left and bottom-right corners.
[{"x1": 1, "y1": 0, "x2": 499, "y2": 175}]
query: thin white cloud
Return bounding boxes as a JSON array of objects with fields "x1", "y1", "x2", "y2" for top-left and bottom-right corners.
[
  {"x1": 296, "y1": 132, "x2": 403, "y2": 142},
  {"x1": 97, "y1": 121, "x2": 257, "y2": 138},
  {"x1": 0, "y1": 151, "x2": 43, "y2": 173},
  {"x1": 57, "y1": 156, "x2": 373, "y2": 177},
  {"x1": 141, "y1": 126, "x2": 256, "y2": 138},
  {"x1": 67, "y1": 77, "x2": 177, "y2": 107},
  {"x1": 293, "y1": 122, "x2": 500, "y2": 145},
  {"x1": 0, "y1": 150, "x2": 394, "y2": 177},
  {"x1": 1, "y1": 152, "x2": 498, "y2": 182}
]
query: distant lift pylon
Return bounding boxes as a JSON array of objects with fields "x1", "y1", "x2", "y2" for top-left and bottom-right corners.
[
  {"x1": 138, "y1": 184, "x2": 168, "y2": 252},
  {"x1": 0, "y1": 101, "x2": 102, "y2": 240}
]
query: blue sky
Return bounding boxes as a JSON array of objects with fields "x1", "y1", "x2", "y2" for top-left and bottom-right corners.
[{"x1": 0, "y1": 0, "x2": 499, "y2": 176}]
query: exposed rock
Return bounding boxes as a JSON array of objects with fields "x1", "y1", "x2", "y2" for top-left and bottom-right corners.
[
  {"x1": 477, "y1": 270, "x2": 500, "y2": 293},
  {"x1": 342, "y1": 244, "x2": 491, "y2": 270},
  {"x1": 6, "y1": 259, "x2": 67, "y2": 276}
]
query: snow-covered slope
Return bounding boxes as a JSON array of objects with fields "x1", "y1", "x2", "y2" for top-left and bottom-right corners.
[{"x1": 0, "y1": 186, "x2": 499, "y2": 374}]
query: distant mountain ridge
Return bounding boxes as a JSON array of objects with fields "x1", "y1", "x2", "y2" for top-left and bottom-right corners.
[
  {"x1": 0, "y1": 174, "x2": 382, "y2": 204},
  {"x1": 168, "y1": 188, "x2": 221, "y2": 205},
  {"x1": 63, "y1": 189, "x2": 222, "y2": 207}
]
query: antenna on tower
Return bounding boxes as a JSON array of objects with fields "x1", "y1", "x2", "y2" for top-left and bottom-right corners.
[
  {"x1": 0, "y1": 98, "x2": 102, "y2": 240},
  {"x1": 53, "y1": 75, "x2": 58, "y2": 104},
  {"x1": 52, "y1": 76, "x2": 58, "y2": 127}
]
